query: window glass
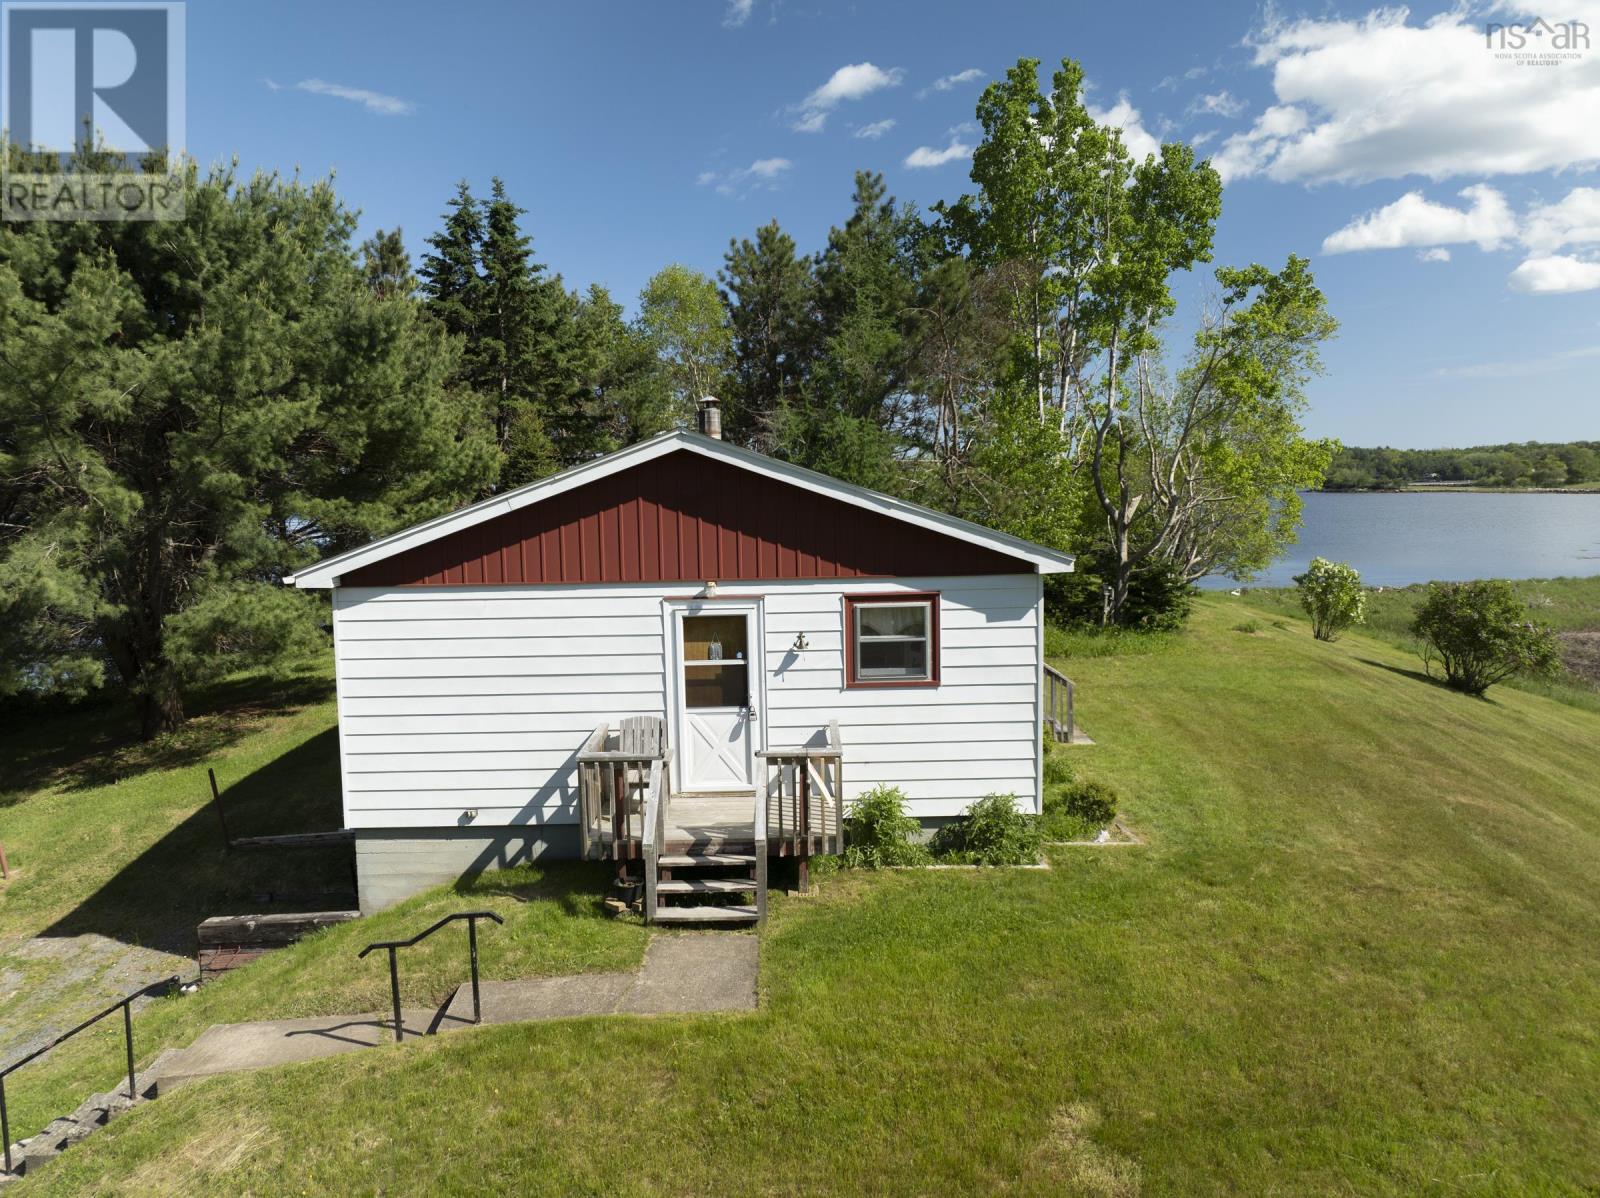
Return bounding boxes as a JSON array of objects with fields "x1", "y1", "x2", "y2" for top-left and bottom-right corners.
[
  {"x1": 858, "y1": 604, "x2": 927, "y2": 639},
  {"x1": 854, "y1": 600, "x2": 933, "y2": 681}
]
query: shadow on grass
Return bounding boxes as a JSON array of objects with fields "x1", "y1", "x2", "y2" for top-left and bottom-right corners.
[
  {"x1": 39, "y1": 726, "x2": 354, "y2": 957},
  {"x1": 451, "y1": 861, "x2": 616, "y2": 921},
  {"x1": 1355, "y1": 657, "x2": 1501, "y2": 702},
  {"x1": 0, "y1": 668, "x2": 335, "y2": 806}
]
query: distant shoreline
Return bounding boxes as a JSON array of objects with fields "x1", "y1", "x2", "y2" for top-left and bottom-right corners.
[{"x1": 1316, "y1": 486, "x2": 1600, "y2": 495}]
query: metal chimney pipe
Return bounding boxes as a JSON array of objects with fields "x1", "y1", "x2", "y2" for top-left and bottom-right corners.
[{"x1": 697, "y1": 396, "x2": 722, "y2": 440}]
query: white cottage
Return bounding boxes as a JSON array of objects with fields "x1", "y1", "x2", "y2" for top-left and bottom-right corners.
[{"x1": 287, "y1": 409, "x2": 1074, "y2": 919}]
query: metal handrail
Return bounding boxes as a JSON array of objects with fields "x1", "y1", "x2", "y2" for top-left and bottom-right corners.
[
  {"x1": 358, "y1": 912, "x2": 504, "y2": 1043},
  {"x1": 0, "y1": 976, "x2": 179, "y2": 1172}
]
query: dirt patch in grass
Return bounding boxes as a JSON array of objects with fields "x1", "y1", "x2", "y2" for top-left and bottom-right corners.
[
  {"x1": 0, "y1": 933, "x2": 189, "y2": 1061},
  {"x1": 1559, "y1": 631, "x2": 1600, "y2": 687},
  {"x1": 1025, "y1": 1104, "x2": 1142, "y2": 1196}
]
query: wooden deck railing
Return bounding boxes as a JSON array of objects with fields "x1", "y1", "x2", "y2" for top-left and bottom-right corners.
[
  {"x1": 756, "y1": 719, "x2": 844, "y2": 888},
  {"x1": 1043, "y1": 664, "x2": 1076, "y2": 744},
  {"x1": 640, "y1": 759, "x2": 665, "y2": 921},
  {"x1": 576, "y1": 721, "x2": 672, "y2": 862}
]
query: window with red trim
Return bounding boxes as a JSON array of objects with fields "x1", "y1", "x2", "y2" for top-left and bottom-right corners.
[{"x1": 845, "y1": 593, "x2": 940, "y2": 688}]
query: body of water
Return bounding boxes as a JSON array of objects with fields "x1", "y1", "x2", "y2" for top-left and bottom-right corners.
[{"x1": 1200, "y1": 491, "x2": 1600, "y2": 589}]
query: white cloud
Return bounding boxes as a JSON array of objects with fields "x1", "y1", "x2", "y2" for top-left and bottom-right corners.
[
  {"x1": 918, "y1": 68, "x2": 984, "y2": 98},
  {"x1": 723, "y1": 0, "x2": 754, "y2": 27},
  {"x1": 1086, "y1": 95, "x2": 1161, "y2": 163},
  {"x1": 1191, "y1": 129, "x2": 1218, "y2": 147},
  {"x1": 1508, "y1": 255, "x2": 1600, "y2": 294},
  {"x1": 904, "y1": 139, "x2": 973, "y2": 169},
  {"x1": 1522, "y1": 187, "x2": 1600, "y2": 254},
  {"x1": 1321, "y1": 185, "x2": 1517, "y2": 253},
  {"x1": 1212, "y1": 104, "x2": 1307, "y2": 182},
  {"x1": 1189, "y1": 90, "x2": 1246, "y2": 119},
  {"x1": 1158, "y1": 64, "x2": 1210, "y2": 92},
  {"x1": 792, "y1": 63, "x2": 905, "y2": 132},
  {"x1": 1216, "y1": 7, "x2": 1600, "y2": 184},
  {"x1": 697, "y1": 156, "x2": 794, "y2": 197},
  {"x1": 294, "y1": 78, "x2": 414, "y2": 116},
  {"x1": 1319, "y1": 180, "x2": 1600, "y2": 293},
  {"x1": 854, "y1": 119, "x2": 896, "y2": 140}
]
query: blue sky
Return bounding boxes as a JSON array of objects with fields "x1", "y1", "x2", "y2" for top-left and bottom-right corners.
[{"x1": 178, "y1": 0, "x2": 1600, "y2": 448}]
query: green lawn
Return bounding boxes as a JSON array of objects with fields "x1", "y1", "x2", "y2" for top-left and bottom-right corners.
[
  {"x1": 1238, "y1": 573, "x2": 1600, "y2": 640},
  {"x1": 11, "y1": 594, "x2": 1600, "y2": 1194},
  {"x1": 1237, "y1": 574, "x2": 1600, "y2": 713},
  {"x1": 0, "y1": 671, "x2": 646, "y2": 1149}
]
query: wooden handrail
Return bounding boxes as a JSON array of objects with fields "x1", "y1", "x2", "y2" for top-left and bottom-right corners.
[
  {"x1": 641, "y1": 759, "x2": 664, "y2": 922},
  {"x1": 576, "y1": 722, "x2": 671, "y2": 863},
  {"x1": 1042, "y1": 663, "x2": 1075, "y2": 744},
  {"x1": 758, "y1": 722, "x2": 846, "y2": 884},
  {"x1": 752, "y1": 756, "x2": 769, "y2": 921}
]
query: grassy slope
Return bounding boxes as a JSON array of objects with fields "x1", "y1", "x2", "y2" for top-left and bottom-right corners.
[
  {"x1": 0, "y1": 671, "x2": 646, "y2": 1149},
  {"x1": 19, "y1": 595, "x2": 1600, "y2": 1196},
  {"x1": 1238, "y1": 575, "x2": 1600, "y2": 714}
]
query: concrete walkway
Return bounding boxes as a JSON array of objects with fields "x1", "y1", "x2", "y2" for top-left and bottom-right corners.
[{"x1": 151, "y1": 934, "x2": 758, "y2": 1092}]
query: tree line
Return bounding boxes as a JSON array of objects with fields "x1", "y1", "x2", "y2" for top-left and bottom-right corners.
[
  {"x1": 0, "y1": 56, "x2": 1337, "y2": 737},
  {"x1": 1323, "y1": 442, "x2": 1600, "y2": 490}
]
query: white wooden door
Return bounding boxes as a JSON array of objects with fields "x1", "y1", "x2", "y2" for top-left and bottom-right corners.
[{"x1": 672, "y1": 604, "x2": 759, "y2": 792}]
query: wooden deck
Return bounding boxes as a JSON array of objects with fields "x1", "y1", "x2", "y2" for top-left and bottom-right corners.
[
  {"x1": 663, "y1": 794, "x2": 756, "y2": 850},
  {"x1": 577, "y1": 716, "x2": 845, "y2": 923}
]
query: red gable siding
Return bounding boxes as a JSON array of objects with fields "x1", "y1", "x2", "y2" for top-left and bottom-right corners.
[{"x1": 342, "y1": 449, "x2": 1027, "y2": 587}]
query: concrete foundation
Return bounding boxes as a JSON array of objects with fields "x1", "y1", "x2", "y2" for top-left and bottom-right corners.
[{"x1": 355, "y1": 826, "x2": 581, "y2": 912}]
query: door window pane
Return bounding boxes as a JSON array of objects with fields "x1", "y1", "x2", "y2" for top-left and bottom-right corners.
[
  {"x1": 682, "y1": 614, "x2": 747, "y2": 662},
  {"x1": 684, "y1": 664, "x2": 746, "y2": 708},
  {"x1": 682, "y1": 613, "x2": 749, "y2": 708}
]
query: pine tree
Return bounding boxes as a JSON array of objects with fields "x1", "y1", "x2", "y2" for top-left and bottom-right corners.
[
  {"x1": 0, "y1": 157, "x2": 496, "y2": 737},
  {"x1": 360, "y1": 228, "x2": 415, "y2": 298},
  {"x1": 795, "y1": 172, "x2": 920, "y2": 488},
  {"x1": 719, "y1": 221, "x2": 816, "y2": 452}
]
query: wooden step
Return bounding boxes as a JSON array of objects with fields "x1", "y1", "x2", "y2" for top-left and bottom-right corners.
[
  {"x1": 656, "y1": 878, "x2": 758, "y2": 894},
  {"x1": 663, "y1": 841, "x2": 756, "y2": 855},
  {"x1": 658, "y1": 853, "x2": 757, "y2": 868},
  {"x1": 651, "y1": 904, "x2": 760, "y2": 924}
]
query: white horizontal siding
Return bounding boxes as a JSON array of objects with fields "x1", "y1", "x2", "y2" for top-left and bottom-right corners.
[
  {"x1": 332, "y1": 575, "x2": 1042, "y2": 830},
  {"x1": 760, "y1": 575, "x2": 1041, "y2": 817}
]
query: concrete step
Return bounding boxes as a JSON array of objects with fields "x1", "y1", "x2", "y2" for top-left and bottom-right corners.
[
  {"x1": 658, "y1": 853, "x2": 756, "y2": 868},
  {"x1": 651, "y1": 905, "x2": 760, "y2": 924},
  {"x1": 656, "y1": 878, "x2": 758, "y2": 894}
]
